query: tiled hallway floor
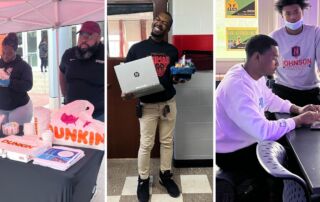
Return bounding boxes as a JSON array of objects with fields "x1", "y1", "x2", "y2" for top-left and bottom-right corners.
[{"x1": 108, "y1": 159, "x2": 213, "y2": 202}]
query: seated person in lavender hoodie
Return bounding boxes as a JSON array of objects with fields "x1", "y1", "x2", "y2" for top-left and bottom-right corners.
[{"x1": 216, "y1": 34, "x2": 320, "y2": 200}]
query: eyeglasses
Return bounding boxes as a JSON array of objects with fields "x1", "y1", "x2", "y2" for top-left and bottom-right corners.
[{"x1": 79, "y1": 32, "x2": 95, "y2": 40}]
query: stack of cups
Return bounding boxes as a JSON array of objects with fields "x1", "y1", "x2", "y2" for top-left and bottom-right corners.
[
  {"x1": 23, "y1": 122, "x2": 35, "y2": 136},
  {"x1": 34, "y1": 107, "x2": 51, "y2": 137},
  {"x1": 41, "y1": 130, "x2": 53, "y2": 147},
  {"x1": 0, "y1": 114, "x2": 5, "y2": 131}
]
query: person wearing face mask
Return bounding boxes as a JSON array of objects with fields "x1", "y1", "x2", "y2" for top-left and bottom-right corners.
[
  {"x1": 0, "y1": 33, "x2": 33, "y2": 125},
  {"x1": 122, "y1": 12, "x2": 181, "y2": 202},
  {"x1": 59, "y1": 21, "x2": 104, "y2": 121},
  {"x1": 270, "y1": 0, "x2": 320, "y2": 107}
]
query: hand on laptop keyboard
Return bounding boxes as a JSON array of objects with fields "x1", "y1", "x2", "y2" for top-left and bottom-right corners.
[
  {"x1": 293, "y1": 111, "x2": 320, "y2": 128},
  {"x1": 300, "y1": 104, "x2": 320, "y2": 114}
]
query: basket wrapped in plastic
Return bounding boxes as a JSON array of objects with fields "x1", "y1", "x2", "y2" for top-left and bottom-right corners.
[
  {"x1": 170, "y1": 66, "x2": 196, "y2": 80},
  {"x1": 170, "y1": 55, "x2": 196, "y2": 80}
]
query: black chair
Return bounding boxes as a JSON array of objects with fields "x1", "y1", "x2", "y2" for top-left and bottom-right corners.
[
  {"x1": 216, "y1": 167, "x2": 265, "y2": 202},
  {"x1": 256, "y1": 141, "x2": 314, "y2": 202},
  {"x1": 216, "y1": 168, "x2": 236, "y2": 202}
]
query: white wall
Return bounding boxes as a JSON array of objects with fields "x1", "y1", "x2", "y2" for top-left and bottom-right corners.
[
  {"x1": 168, "y1": 0, "x2": 213, "y2": 160},
  {"x1": 217, "y1": 0, "x2": 278, "y2": 74},
  {"x1": 170, "y1": 0, "x2": 213, "y2": 35}
]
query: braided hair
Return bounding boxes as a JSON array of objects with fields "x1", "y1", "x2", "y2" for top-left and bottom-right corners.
[
  {"x1": 275, "y1": 0, "x2": 310, "y2": 13},
  {"x1": 2, "y1": 33, "x2": 18, "y2": 51}
]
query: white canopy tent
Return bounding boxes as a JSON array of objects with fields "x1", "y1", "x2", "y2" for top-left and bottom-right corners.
[
  {"x1": 0, "y1": 0, "x2": 104, "y2": 33},
  {"x1": 0, "y1": 0, "x2": 104, "y2": 108}
]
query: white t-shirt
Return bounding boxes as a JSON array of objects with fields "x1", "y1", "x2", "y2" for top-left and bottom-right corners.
[
  {"x1": 270, "y1": 25, "x2": 320, "y2": 90},
  {"x1": 216, "y1": 64, "x2": 296, "y2": 153}
]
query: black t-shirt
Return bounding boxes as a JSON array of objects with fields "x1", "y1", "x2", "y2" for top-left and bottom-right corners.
[
  {"x1": 59, "y1": 43, "x2": 104, "y2": 117},
  {"x1": 126, "y1": 37, "x2": 178, "y2": 103},
  {"x1": 0, "y1": 55, "x2": 32, "y2": 110}
]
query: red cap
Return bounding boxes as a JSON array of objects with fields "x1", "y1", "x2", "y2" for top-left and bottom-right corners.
[{"x1": 78, "y1": 21, "x2": 101, "y2": 35}]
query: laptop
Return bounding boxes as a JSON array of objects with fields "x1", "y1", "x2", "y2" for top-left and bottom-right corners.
[{"x1": 114, "y1": 56, "x2": 164, "y2": 97}]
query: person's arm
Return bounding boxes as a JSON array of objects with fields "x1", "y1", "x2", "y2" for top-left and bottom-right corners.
[
  {"x1": 263, "y1": 81, "x2": 320, "y2": 127},
  {"x1": 8, "y1": 62, "x2": 32, "y2": 92},
  {"x1": 263, "y1": 78, "x2": 320, "y2": 114},
  {"x1": 44, "y1": 43, "x2": 48, "y2": 53},
  {"x1": 121, "y1": 46, "x2": 136, "y2": 100},
  {"x1": 59, "y1": 70, "x2": 67, "y2": 97},
  {"x1": 290, "y1": 104, "x2": 320, "y2": 127},
  {"x1": 125, "y1": 47, "x2": 136, "y2": 63},
  {"x1": 223, "y1": 81, "x2": 294, "y2": 141},
  {"x1": 59, "y1": 51, "x2": 68, "y2": 97},
  {"x1": 292, "y1": 111, "x2": 320, "y2": 127},
  {"x1": 315, "y1": 27, "x2": 320, "y2": 71},
  {"x1": 263, "y1": 79, "x2": 292, "y2": 113},
  {"x1": 290, "y1": 104, "x2": 302, "y2": 114}
]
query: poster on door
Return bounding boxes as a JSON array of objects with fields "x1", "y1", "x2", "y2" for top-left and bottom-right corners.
[
  {"x1": 225, "y1": 0, "x2": 256, "y2": 18},
  {"x1": 226, "y1": 27, "x2": 257, "y2": 50}
]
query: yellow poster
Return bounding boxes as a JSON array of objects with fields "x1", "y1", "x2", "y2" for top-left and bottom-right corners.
[
  {"x1": 225, "y1": 0, "x2": 256, "y2": 18},
  {"x1": 226, "y1": 27, "x2": 257, "y2": 50}
]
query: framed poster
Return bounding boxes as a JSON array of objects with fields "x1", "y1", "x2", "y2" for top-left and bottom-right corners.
[
  {"x1": 225, "y1": 0, "x2": 256, "y2": 18},
  {"x1": 226, "y1": 27, "x2": 257, "y2": 50}
]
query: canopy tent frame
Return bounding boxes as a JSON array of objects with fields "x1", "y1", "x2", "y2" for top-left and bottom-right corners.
[{"x1": 0, "y1": 0, "x2": 104, "y2": 109}]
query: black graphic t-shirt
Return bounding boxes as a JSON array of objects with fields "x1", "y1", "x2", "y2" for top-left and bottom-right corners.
[{"x1": 126, "y1": 37, "x2": 178, "y2": 103}]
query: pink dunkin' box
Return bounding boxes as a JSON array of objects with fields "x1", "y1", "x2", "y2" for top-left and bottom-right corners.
[{"x1": 0, "y1": 136, "x2": 49, "y2": 163}]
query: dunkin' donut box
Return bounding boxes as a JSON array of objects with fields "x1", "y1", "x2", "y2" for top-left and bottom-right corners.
[{"x1": 0, "y1": 135, "x2": 48, "y2": 163}]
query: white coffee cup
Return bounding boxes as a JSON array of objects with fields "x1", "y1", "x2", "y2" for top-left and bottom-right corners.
[
  {"x1": 23, "y1": 123, "x2": 35, "y2": 136},
  {"x1": 41, "y1": 130, "x2": 53, "y2": 146},
  {"x1": 34, "y1": 107, "x2": 51, "y2": 136}
]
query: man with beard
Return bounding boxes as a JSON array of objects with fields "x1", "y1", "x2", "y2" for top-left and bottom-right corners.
[
  {"x1": 59, "y1": 21, "x2": 104, "y2": 121},
  {"x1": 122, "y1": 12, "x2": 181, "y2": 202}
]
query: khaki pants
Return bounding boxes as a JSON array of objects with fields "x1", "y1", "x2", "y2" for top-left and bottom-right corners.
[{"x1": 138, "y1": 97, "x2": 177, "y2": 180}]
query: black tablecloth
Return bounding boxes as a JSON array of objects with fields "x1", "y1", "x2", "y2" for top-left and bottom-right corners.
[{"x1": 0, "y1": 128, "x2": 104, "y2": 202}]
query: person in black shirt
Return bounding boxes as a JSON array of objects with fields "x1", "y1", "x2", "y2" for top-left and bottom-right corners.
[
  {"x1": 0, "y1": 33, "x2": 33, "y2": 125},
  {"x1": 38, "y1": 36, "x2": 48, "y2": 73},
  {"x1": 59, "y1": 21, "x2": 104, "y2": 121},
  {"x1": 123, "y1": 12, "x2": 181, "y2": 202}
]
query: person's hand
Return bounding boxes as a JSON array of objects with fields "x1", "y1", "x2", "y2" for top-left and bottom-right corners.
[
  {"x1": 300, "y1": 104, "x2": 320, "y2": 114},
  {"x1": 0, "y1": 69, "x2": 9, "y2": 80},
  {"x1": 293, "y1": 111, "x2": 320, "y2": 127},
  {"x1": 121, "y1": 92, "x2": 134, "y2": 100}
]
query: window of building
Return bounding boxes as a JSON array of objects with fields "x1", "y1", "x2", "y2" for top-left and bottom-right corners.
[
  {"x1": 27, "y1": 31, "x2": 37, "y2": 67},
  {"x1": 71, "y1": 27, "x2": 77, "y2": 47},
  {"x1": 16, "y1": 32, "x2": 23, "y2": 57},
  {"x1": 107, "y1": 3, "x2": 153, "y2": 58}
]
